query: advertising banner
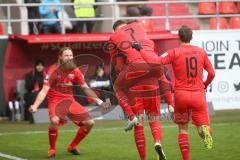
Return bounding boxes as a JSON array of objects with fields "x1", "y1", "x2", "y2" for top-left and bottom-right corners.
[{"x1": 192, "y1": 30, "x2": 240, "y2": 110}]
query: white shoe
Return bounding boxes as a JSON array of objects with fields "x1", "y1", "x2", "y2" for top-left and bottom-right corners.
[{"x1": 124, "y1": 116, "x2": 138, "y2": 132}]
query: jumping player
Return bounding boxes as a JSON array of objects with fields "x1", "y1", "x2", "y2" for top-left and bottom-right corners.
[
  {"x1": 109, "y1": 20, "x2": 173, "y2": 160},
  {"x1": 110, "y1": 20, "x2": 174, "y2": 124}
]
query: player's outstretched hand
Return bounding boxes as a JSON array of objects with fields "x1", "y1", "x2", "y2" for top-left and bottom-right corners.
[
  {"x1": 168, "y1": 105, "x2": 174, "y2": 113},
  {"x1": 51, "y1": 116, "x2": 60, "y2": 125},
  {"x1": 99, "y1": 101, "x2": 111, "y2": 110},
  {"x1": 132, "y1": 42, "x2": 142, "y2": 51},
  {"x1": 29, "y1": 105, "x2": 38, "y2": 113},
  {"x1": 168, "y1": 105, "x2": 174, "y2": 120}
]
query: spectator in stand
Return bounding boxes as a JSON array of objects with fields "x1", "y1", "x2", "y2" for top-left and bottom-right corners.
[
  {"x1": 61, "y1": 0, "x2": 76, "y2": 33},
  {"x1": 39, "y1": 0, "x2": 62, "y2": 34},
  {"x1": 139, "y1": 6, "x2": 154, "y2": 32},
  {"x1": 73, "y1": 0, "x2": 96, "y2": 33},
  {"x1": 24, "y1": 59, "x2": 47, "y2": 122},
  {"x1": 126, "y1": 5, "x2": 154, "y2": 32},
  {"x1": 25, "y1": 0, "x2": 41, "y2": 34},
  {"x1": 140, "y1": 6, "x2": 153, "y2": 16},
  {"x1": 126, "y1": 6, "x2": 141, "y2": 17}
]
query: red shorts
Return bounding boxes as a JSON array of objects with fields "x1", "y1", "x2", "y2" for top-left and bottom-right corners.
[
  {"x1": 114, "y1": 63, "x2": 163, "y2": 90},
  {"x1": 129, "y1": 83, "x2": 161, "y2": 116},
  {"x1": 48, "y1": 99, "x2": 90, "y2": 126},
  {"x1": 174, "y1": 90, "x2": 210, "y2": 126}
]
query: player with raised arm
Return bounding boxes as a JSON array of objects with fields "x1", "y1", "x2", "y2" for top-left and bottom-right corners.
[
  {"x1": 110, "y1": 20, "x2": 174, "y2": 127},
  {"x1": 109, "y1": 20, "x2": 173, "y2": 160},
  {"x1": 133, "y1": 26, "x2": 215, "y2": 160},
  {"x1": 29, "y1": 47, "x2": 110, "y2": 158}
]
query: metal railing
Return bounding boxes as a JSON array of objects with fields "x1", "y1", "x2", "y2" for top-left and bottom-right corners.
[{"x1": 0, "y1": 0, "x2": 239, "y2": 35}]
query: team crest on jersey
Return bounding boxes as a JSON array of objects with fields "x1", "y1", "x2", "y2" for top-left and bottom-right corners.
[{"x1": 68, "y1": 73, "x2": 75, "y2": 80}]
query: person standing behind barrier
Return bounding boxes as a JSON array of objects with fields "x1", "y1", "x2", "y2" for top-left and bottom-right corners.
[
  {"x1": 39, "y1": 0, "x2": 62, "y2": 34},
  {"x1": 73, "y1": 0, "x2": 96, "y2": 33},
  {"x1": 139, "y1": 6, "x2": 154, "y2": 32},
  {"x1": 25, "y1": 0, "x2": 41, "y2": 34}
]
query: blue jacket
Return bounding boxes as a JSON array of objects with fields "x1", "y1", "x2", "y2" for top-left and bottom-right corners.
[{"x1": 39, "y1": 0, "x2": 62, "y2": 25}]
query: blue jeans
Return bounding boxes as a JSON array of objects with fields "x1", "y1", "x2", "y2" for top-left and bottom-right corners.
[{"x1": 42, "y1": 22, "x2": 61, "y2": 34}]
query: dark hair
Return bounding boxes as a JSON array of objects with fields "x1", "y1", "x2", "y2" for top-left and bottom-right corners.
[
  {"x1": 140, "y1": 6, "x2": 153, "y2": 16},
  {"x1": 93, "y1": 64, "x2": 104, "y2": 76},
  {"x1": 178, "y1": 25, "x2": 193, "y2": 43},
  {"x1": 34, "y1": 59, "x2": 44, "y2": 67},
  {"x1": 113, "y1": 20, "x2": 126, "y2": 31},
  {"x1": 58, "y1": 47, "x2": 72, "y2": 56},
  {"x1": 127, "y1": 6, "x2": 141, "y2": 17},
  {"x1": 95, "y1": 64, "x2": 104, "y2": 72},
  {"x1": 126, "y1": 19, "x2": 138, "y2": 24},
  {"x1": 115, "y1": 52, "x2": 128, "y2": 64}
]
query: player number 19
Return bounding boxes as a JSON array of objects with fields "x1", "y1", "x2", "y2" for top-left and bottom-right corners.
[{"x1": 186, "y1": 57, "x2": 198, "y2": 78}]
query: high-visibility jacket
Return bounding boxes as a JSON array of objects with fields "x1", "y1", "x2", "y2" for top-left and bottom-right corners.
[{"x1": 74, "y1": 0, "x2": 95, "y2": 18}]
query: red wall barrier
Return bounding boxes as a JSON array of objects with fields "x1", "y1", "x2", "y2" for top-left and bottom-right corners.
[{"x1": 3, "y1": 33, "x2": 179, "y2": 108}]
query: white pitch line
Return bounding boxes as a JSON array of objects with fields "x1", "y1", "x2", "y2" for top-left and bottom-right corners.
[
  {"x1": 0, "y1": 122, "x2": 238, "y2": 160},
  {"x1": 0, "y1": 125, "x2": 177, "y2": 136},
  {"x1": 0, "y1": 122, "x2": 238, "y2": 136},
  {"x1": 0, "y1": 152, "x2": 27, "y2": 160},
  {"x1": 0, "y1": 127, "x2": 121, "y2": 136}
]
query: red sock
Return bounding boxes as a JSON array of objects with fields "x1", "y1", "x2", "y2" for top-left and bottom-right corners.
[
  {"x1": 178, "y1": 133, "x2": 190, "y2": 160},
  {"x1": 70, "y1": 127, "x2": 89, "y2": 147},
  {"x1": 149, "y1": 121, "x2": 162, "y2": 144},
  {"x1": 48, "y1": 127, "x2": 58, "y2": 150},
  {"x1": 115, "y1": 91, "x2": 135, "y2": 120},
  {"x1": 134, "y1": 125, "x2": 146, "y2": 160}
]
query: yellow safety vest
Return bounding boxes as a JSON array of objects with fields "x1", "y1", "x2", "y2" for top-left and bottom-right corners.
[{"x1": 74, "y1": 0, "x2": 95, "y2": 18}]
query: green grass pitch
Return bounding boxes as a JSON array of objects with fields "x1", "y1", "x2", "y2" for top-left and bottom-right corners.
[{"x1": 0, "y1": 109, "x2": 240, "y2": 160}]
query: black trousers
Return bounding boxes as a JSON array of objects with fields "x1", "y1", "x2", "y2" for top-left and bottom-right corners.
[{"x1": 75, "y1": 21, "x2": 94, "y2": 33}]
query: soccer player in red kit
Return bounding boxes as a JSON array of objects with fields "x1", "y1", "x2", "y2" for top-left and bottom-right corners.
[
  {"x1": 110, "y1": 20, "x2": 173, "y2": 118},
  {"x1": 109, "y1": 20, "x2": 173, "y2": 160},
  {"x1": 133, "y1": 26, "x2": 215, "y2": 160},
  {"x1": 110, "y1": 20, "x2": 174, "y2": 123},
  {"x1": 29, "y1": 47, "x2": 110, "y2": 158}
]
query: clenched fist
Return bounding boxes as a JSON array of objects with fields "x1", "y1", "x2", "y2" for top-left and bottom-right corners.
[{"x1": 29, "y1": 105, "x2": 38, "y2": 113}]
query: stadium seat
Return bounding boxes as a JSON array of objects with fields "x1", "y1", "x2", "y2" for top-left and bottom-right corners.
[
  {"x1": 210, "y1": 18, "x2": 228, "y2": 30},
  {"x1": 0, "y1": 23, "x2": 4, "y2": 35},
  {"x1": 198, "y1": 2, "x2": 216, "y2": 15},
  {"x1": 219, "y1": 2, "x2": 237, "y2": 14},
  {"x1": 229, "y1": 17, "x2": 240, "y2": 29}
]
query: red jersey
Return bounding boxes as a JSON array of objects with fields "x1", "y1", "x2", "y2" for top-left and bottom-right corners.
[
  {"x1": 159, "y1": 45, "x2": 215, "y2": 91},
  {"x1": 44, "y1": 64, "x2": 85, "y2": 105},
  {"x1": 109, "y1": 21, "x2": 155, "y2": 63}
]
